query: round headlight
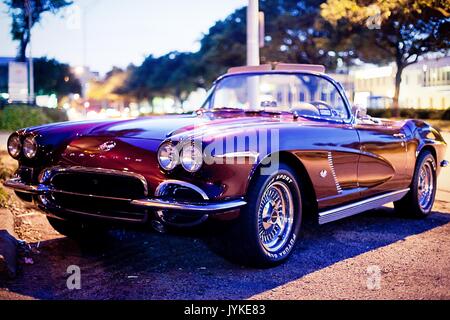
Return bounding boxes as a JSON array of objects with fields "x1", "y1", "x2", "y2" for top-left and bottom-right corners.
[
  {"x1": 157, "y1": 142, "x2": 179, "y2": 171},
  {"x1": 180, "y1": 143, "x2": 203, "y2": 173},
  {"x1": 23, "y1": 136, "x2": 38, "y2": 159},
  {"x1": 7, "y1": 134, "x2": 22, "y2": 159}
]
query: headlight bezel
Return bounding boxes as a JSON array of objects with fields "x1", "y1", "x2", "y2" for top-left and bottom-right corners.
[
  {"x1": 23, "y1": 135, "x2": 38, "y2": 159},
  {"x1": 7, "y1": 133, "x2": 22, "y2": 159},
  {"x1": 180, "y1": 141, "x2": 203, "y2": 173},
  {"x1": 157, "y1": 141, "x2": 179, "y2": 171}
]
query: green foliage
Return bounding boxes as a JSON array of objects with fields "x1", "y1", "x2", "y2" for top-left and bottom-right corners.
[
  {"x1": 120, "y1": 52, "x2": 202, "y2": 107},
  {"x1": 0, "y1": 105, "x2": 67, "y2": 131},
  {"x1": 121, "y1": 0, "x2": 348, "y2": 100},
  {"x1": 41, "y1": 106, "x2": 69, "y2": 122},
  {"x1": 34, "y1": 57, "x2": 81, "y2": 97},
  {"x1": 197, "y1": 0, "x2": 342, "y2": 86},
  {"x1": 3, "y1": 0, "x2": 73, "y2": 61},
  {"x1": 367, "y1": 108, "x2": 450, "y2": 120}
]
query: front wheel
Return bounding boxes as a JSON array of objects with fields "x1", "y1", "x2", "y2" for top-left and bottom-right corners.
[
  {"x1": 394, "y1": 150, "x2": 437, "y2": 218},
  {"x1": 223, "y1": 164, "x2": 302, "y2": 267}
]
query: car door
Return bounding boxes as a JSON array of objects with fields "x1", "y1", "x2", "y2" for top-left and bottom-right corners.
[
  {"x1": 290, "y1": 74, "x2": 361, "y2": 209},
  {"x1": 354, "y1": 120, "x2": 408, "y2": 198}
]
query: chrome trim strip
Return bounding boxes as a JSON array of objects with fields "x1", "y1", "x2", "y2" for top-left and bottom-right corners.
[
  {"x1": 49, "y1": 189, "x2": 135, "y2": 202},
  {"x1": 155, "y1": 180, "x2": 209, "y2": 200},
  {"x1": 131, "y1": 198, "x2": 247, "y2": 212},
  {"x1": 4, "y1": 178, "x2": 247, "y2": 213},
  {"x1": 3, "y1": 178, "x2": 50, "y2": 194},
  {"x1": 42, "y1": 206, "x2": 146, "y2": 223},
  {"x1": 213, "y1": 151, "x2": 259, "y2": 159},
  {"x1": 319, "y1": 188, "x2": 410, "y2": 225}
]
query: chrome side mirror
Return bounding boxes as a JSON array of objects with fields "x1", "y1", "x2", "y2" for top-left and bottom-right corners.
[{"x1": 352, "y1": 104, "x2": 367, "y2": 119}]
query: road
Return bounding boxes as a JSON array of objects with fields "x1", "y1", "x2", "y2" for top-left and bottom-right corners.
[{"x1": 0, "y1": 133, "x2": 449, "y2": 300}]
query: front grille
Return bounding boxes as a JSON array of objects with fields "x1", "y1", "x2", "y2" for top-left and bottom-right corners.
[
  {"x1": 44, "y1": 169, "x2": 148, "y2": 222},
  {"x1": 50, "y1": 171, "x2": 146, "y2": 199},
  {"x1": 51, "y1": 193, "x2": 147, "y2": 222}
]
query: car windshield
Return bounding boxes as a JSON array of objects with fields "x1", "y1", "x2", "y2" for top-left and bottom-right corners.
[{"x1": 205, "y1": 73, "x2": 350, "y2": 120}]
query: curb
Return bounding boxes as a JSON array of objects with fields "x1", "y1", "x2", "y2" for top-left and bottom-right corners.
[{"x1": 0, "y1": 208, "x2": 18, "y2": 278}]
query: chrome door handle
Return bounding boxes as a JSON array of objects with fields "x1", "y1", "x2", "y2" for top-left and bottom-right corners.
[{"x1": 393, "y1": 133, "x2": 406, "y2": 139}]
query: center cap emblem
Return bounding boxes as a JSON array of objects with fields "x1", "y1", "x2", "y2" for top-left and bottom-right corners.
[{"x1": 99, "y1": 141, "x2": 116, "y2": 152}]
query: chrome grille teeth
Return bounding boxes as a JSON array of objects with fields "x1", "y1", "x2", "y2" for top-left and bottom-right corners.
[{"x1": 328, "y1": 152, "x2": 343, "y2": 194}]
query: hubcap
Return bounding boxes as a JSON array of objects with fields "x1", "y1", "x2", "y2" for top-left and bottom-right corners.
[
  {"x1": 258, "y1": 181, "x2": 294, "y2": 253},
  {"x1": 418, "y1": 161, "x2": 434, "y2": 211}
]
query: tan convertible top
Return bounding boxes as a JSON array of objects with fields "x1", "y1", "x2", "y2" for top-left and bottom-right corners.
[{"x1": 227, "y1": 63, "x2": 326, "y2": 75}]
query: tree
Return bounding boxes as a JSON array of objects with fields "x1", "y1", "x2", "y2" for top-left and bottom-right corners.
[
  {"x1": 33, "y1": 57, "x2": 81, "y2": 97},
  {"x1": 321, "y1": 0, "x2": 449, "y2": 114},
  {"x1": 89, "y1": 67, "x2": 129, "y2": 102},
  {"x1": 3, "y1": 0, "x2": 72, "y2": 62},
  {"x1": 120, "y1": 52, "x2": 201, "y2": 110},
  {"x1": 197, "y1": 0, "x2": 352, "y2": 86}
]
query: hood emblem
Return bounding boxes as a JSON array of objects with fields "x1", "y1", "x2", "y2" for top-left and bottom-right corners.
[
  {"x1": 99, "y1": 141, "x2": 117, "y2": 152},
  {"x1": 320, "y1": 169, "x2": 328, "y2": 178}
]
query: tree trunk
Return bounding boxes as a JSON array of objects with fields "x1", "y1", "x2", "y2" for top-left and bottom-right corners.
[
  {"x1": 17, "y1": 28, "x2": 30, "y2": 62},
  {"x1": 18, "y1": 38, "x2": 28, "y2": 62},
  {"x1": 392, "y1": 62, "x2": 404, "y2": 118}
]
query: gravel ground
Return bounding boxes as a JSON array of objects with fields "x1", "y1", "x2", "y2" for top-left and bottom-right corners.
[{"x1": 0, "y1": 133, "x2": 449, "y2": 300}]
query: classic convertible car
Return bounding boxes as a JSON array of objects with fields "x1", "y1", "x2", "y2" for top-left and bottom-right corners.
[{"x1": 4, "y1": 63, "x2": 448, "y2": 267}]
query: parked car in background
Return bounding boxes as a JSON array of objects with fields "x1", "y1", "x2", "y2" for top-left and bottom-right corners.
[{"x1": 4, "y1": 63, "x2": 448, "y2": 267}]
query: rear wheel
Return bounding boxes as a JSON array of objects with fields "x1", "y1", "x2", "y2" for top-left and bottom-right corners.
[
  {"x1": 223, "y1": 164, "x2": 302, "y2": 267},
  {"x1": 394, "y1": 150, "x2": 437, "y2": 218}
]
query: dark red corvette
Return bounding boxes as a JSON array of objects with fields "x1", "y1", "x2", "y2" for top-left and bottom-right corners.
[{"x1": 4, "y1": 64, "x2": 448, "y2": 266}]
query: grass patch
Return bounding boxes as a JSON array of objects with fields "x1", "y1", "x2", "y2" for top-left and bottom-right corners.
[{"x1": 0, "y1": 105, "x2": 68, "y2": 131}]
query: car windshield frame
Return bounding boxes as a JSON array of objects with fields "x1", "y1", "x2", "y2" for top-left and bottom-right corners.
[{"x1": 202, "y1": 71, "x2": 353, "y2": 123}]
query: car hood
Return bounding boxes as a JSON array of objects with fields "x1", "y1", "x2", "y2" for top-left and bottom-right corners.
[{"x1": 85, "y1": 114, "x2": 295, "y2": 141}]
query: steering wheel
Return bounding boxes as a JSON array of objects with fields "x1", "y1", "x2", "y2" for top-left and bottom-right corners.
[{"x1": 309, "y1": 101, "x2": 338, "y2": 117}]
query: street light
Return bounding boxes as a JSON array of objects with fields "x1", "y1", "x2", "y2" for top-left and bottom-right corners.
[
  {"x1": 247, "y1": 0, "x2": 262, "y2": 110},
  {"x1": 25, "y1": 0, "x2": 34, "y2": 104},
  {"x1": 247, "y1": 0, "x2": 260, "y2": 66}
]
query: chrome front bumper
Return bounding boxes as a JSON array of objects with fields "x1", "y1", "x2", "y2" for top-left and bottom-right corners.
[{"x1": 3, "y1": 178, "x2": 247, "y2": 214}]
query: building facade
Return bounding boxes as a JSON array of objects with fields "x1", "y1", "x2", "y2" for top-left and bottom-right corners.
[{"x1": 350, "y1": 56, "x2": 450, "y2": 109}]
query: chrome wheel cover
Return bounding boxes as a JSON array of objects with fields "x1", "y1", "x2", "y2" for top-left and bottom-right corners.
[
  {"x1": 257, "y1": 181, "x2": 294, "y2": 253},
  {"x1": 418, "y1": 161, "x2": 434, "y2": 211}
]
